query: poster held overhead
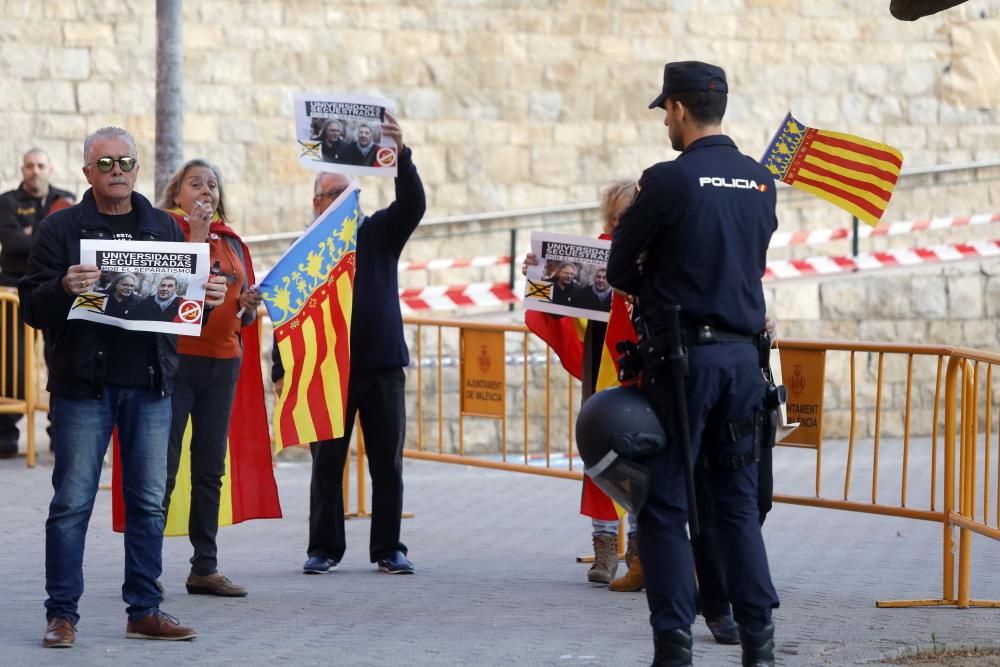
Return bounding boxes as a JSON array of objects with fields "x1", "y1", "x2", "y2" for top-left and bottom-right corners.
[{"x1": 293, "y1": 92, "x2": 398, "y2": 178}]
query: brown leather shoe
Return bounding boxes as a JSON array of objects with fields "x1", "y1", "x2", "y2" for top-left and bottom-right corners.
[
  {"x1": 43, "y1": 617, "x2": 76, "y2": 648},
  {"x1": 125, "y1": 611, "x2": 197, "y2": 641},
  {"x1": 185, "y1": 571, "x2": 247, "y2": 597}
]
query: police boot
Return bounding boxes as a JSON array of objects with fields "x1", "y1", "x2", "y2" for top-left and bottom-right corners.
[
  {"x1": 739, "y1": 623, "x2": 775, "y2": 667},
  {"x1": 587, "y1": 534, "x2": 618, "y2": 584},
  {"x1": 609, "y1": 533, "x2": 645, "y2": 592},
  {"x1": 651, "y1": 628, "x2": 693, "y2": 667}
]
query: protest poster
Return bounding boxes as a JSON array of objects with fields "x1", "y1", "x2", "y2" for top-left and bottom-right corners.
[
  {"x1": 292, "y1": 92, "x2": 398, "y2": 177},
  {"x1": 67, "y1": 240, "x2": 211, "y2": 335},
  {"x1": 523, "y1": 231, "x2": 612, "y2": 322}
]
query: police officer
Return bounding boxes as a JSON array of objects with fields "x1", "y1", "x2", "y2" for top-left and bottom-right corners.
[{"x1": 606, "y1": 61, "x2": 779, "y2": 667}]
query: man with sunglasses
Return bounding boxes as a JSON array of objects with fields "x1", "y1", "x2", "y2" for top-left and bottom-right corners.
[
  {"x1": 19, "y1": 126, "x2": 226, "y2": 649},
  {"x1": 0, "y1": 148, "x2": 74, "y2": 458},
  {"x1": 272, "y1": 111, "x2": 426, "y2": 577}
]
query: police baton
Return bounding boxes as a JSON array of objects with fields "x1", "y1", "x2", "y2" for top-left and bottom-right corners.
[{"x1": 641, "y1": 305, "x2": 700, "y2": 538}]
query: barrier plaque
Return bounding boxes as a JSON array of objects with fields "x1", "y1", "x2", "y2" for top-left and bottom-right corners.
[
  {"x1": 778, "y1": 348, "x2": 826, "y2": 448},
  {"x1": 461, "y1": 329, "x2": 505, "y2": 418}
]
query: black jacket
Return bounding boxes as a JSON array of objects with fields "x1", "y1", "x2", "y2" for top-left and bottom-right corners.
[
  {"x1": 273, "y1": 146, "x2": 426, "y2": 381},
  {"x1": 0, "y1": 183, "x2": 75, "y2": 285},
  {"x1": 321, "y1": 139, "x2": 351, "y2": 164},
  {"x1": 18, "y1": 189, "x2": 184, "y2": 399},
  {"x1": 343, "y1": 142, "x2": 378, "y2": 167},
  {"x1": 608, "y1": 135, "x2": 777, "y2": 336}
]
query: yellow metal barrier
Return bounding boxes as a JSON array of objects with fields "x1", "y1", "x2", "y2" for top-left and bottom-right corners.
[
  {"x1": 947, "y1": 348, "x2": 1000, "y2": 608},
  {"x1": 397, "y1": 317, "x2": 999, "y2": 607},
  {"x1": 0, "y1": 289, "x2": 37, "y2": 467},
  {"x1": 406, "y1": 315, "x2": 583, "y2": 480}
]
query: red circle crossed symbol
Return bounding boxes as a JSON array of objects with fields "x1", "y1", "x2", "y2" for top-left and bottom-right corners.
[
  {"x1": 178, "y1": 300, "x2": 203, "y2": 323},
  {"x1": 376, "y1": 147, "x2": 397, "y2": 167}
]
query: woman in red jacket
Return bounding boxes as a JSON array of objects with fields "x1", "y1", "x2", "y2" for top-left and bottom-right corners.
[{"x1": 158, "y1": 159, "x2": 263, "y2": 597}]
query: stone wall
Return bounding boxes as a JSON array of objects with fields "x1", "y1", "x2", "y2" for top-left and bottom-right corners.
[{"x1": 2, "y1": 0, "x2": 1000, "y2": 237}]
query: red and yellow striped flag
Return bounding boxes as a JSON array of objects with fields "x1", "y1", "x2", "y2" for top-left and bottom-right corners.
[
  {"x1": 761, "y1": 112, "x2": 904, "y2": 227},
  {"x1": 579, "y1": 292, "x2": 637, "y2": 521},
  {"x1": 260, "y1": 186, "x2": 359, "y2": 450}
]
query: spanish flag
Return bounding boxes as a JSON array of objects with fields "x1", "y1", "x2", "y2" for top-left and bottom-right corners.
[
  {"x1": 579, "y1": 292, "x2": 637, "y2": 521},
  {"x1": 761, "y1": 112, "x2": 904, "y2": 227},
  {"x1": 111, "y1": 298, "x2": 282, "y2": 535},
  {"x1": 524, "y1": 310, "x2": 586, "y2": 380},
  {"x1": 259, "y1": 185, "x2": 359, "y2": 450}
]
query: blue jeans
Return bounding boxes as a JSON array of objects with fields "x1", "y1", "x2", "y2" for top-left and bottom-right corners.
[
  {"x1": 45, "y1": 387, "x2": 171, "y2": 624},
  {"x1": 591, "y1": 513, "x2": 639, "y2": 537}
]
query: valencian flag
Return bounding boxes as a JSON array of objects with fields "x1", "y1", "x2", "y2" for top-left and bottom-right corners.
[
  {"x1": 579, "y1": 292, "x2": 637, "y2": 521},
  {"x1": 112, "y1": 230, "x2": 281, "y2": 535},
  {"x1": 761, "y1": 112, "x2": 904, "y2": 227},
  {"x1": 260, "y1": 184, "x2": 359, "y2": 450}
]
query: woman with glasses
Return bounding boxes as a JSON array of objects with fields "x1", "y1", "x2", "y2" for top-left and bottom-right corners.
[{"x1": 156, "y1": 159, "x2": 271, "y2": 598}]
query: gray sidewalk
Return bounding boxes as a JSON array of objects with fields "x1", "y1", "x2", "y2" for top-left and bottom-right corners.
[{"x1": 1, "y1": 444, "x2": 999, "y2": 666}]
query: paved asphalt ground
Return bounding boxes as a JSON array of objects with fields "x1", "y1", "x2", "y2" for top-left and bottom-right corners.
[{"x1": 1, "y1": 437, "x2": 998, "y2": 666}]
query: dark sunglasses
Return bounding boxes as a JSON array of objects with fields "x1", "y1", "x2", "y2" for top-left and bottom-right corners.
[{"x1": 91, "y1": 156, "x2": 137, "y2": 173}]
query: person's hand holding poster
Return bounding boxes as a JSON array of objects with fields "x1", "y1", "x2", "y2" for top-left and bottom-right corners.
[
  {"x1": 523, "y1": 231, "x2": 612, "y2": 322},
  {"x1": 293, "y1": 92, "x2": 398, "y2": 177},
  {"x1": 67, "y1": 240, "x2": 211, "y2": 335}
]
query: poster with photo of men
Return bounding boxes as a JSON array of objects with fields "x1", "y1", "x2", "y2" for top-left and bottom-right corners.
[
  {"x1": 293, "y1": 92, "x2": 398, "y2": 177},
  {"x1": 67, "y1": 240, "x2": 211, "y2": 335},
  {"x1": 523, "y1": 231, "x2": 613, "y2": 322}
]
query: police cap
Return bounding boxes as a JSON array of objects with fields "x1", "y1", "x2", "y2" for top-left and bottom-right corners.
[{"x1": 648, "y1": 60, "x2": 728, "y2": 109}]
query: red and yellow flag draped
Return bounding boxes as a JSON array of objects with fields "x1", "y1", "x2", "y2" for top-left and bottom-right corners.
[
  {"x1": 761, "y1": 112, "x2": 904, "y2": 227},
  {"x1": 260, "y1": 186, "x2": 359, "y2": 450},
  {"x1": 579, "y1": 292, "x2": 637, "y2": 521},
  {"x1": 112, "y1": 237, "x2": 282, "y2": 535},
  {"x1": 524, "y1": 310, "x2": 586, "y2": 380}
]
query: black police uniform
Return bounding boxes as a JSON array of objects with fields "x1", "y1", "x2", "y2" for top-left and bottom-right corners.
[{"x1": 606, "y1": 70, "x2": 780, "y2": 640}]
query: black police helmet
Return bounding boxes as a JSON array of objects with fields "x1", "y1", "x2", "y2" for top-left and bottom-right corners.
[{"x1": 576, "y1": 386, "x2": 667, "y2": 513}]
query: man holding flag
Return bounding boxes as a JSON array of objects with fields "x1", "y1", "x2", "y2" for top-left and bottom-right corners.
[{"x1": 268, "y1": 112, "x2": 426, "y2": 576}]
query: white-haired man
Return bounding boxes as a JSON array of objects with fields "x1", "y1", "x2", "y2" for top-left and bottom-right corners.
[{"x1": 19, "y1": 127, "x2": 226, "y2": 648}]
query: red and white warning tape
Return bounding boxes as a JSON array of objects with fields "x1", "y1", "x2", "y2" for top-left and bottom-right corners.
[
  {"x1": 394, "y1": 213, "x2": 1000, "y2": 272},
  {"x1": 397, "y1": 240, "x2": 1000, "y2": 310},
  {"x1": 399, "y1": 282, "x2": 519, "y2": 313},
  {"x1": 769, "y1": 212, "x2": 1000, "y2": 248},
  {"x1": 398, "y1": 256, "x2": 512, "y2": 272},
  {"x1": 764, "y1": 239, "x2": 1000, "y2": 280}
]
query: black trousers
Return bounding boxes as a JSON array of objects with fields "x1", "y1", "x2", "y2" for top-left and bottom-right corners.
[
  {"x1": 691, "y1": 462, "x2": 734, "y2": 620},
  {"x1": 308, "y1": 367, "x2": 407, "y2": 563},
  {"x1": 639, "y1": 343, "x2": 779, "y2": 633},
  {"x1": 163, "y1": 355, "x2": 240, "y2": 576}
]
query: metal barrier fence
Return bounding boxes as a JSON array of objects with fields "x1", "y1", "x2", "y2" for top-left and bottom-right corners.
[
  {"x1": 403, "y1": 316, "x2": 581, "y2": 480},
  {"x1": 390, "y1": 316, "x2": 999, "y2": 608},
  {"x1": 0, "y1": 289, "x2": 38, "y2": 467},
  {"x1": 945, "y1": 348, "x2": 1000, "y2": 608}
]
